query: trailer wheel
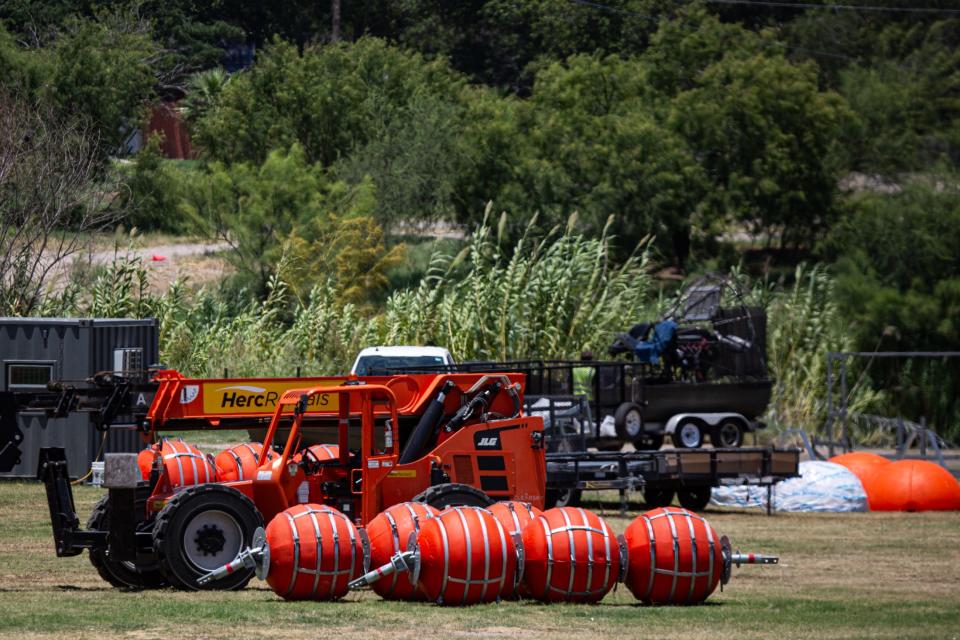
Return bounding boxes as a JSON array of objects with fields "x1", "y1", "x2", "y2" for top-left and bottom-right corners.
[
  {"x1": 677, "y1": 486, "x2": 712, "y2": 512},
  {"x1": 87, "y1": 496, "x2": 167, "y2": 590},
  {"x1": 413, "y1": 483, "x2": 494, "y2": 510},
  {"x1": 152, "y1": 484, "x2": 263, "y2": 590},
  {"x1": 633, "y1": 434, "x2": 664, "y2": 451},
  {"x1": 545, "y1": 487, "x2": 582, "y2": 509},
  {"x1": 672, "y1": 421, "x2": 703, "y2": 449},
  {"x1": 614, "y1": 403, "x2": 644, "y2": 442},
  {"x1": 643, "y1": 486, "x2": 675, "y2": 508},
  {"x1": 711, "y1": 421, "x2": 744, "y2": 448}
]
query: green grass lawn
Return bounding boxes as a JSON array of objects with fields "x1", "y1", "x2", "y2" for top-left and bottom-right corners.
[{"x1": 0, "y1": 481, "x2": 957, "y2": 639}]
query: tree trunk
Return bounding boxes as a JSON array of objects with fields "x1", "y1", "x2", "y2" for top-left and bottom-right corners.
[{"x1": 331, "y1": 0, "x2": 341, "y2": 43}]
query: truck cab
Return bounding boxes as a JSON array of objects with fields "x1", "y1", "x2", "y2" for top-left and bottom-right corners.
[{"x1": 351, "y1": 346, "x2": 455, "y2": 376}]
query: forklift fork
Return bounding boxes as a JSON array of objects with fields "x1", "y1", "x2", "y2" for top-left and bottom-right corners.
[{"x1": 37, "y1": 448, "x2": 104, "y2": 557}]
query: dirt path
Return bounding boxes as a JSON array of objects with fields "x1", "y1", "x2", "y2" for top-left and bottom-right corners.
[{"x1": 56, "y1": 239, "x2": 233, "y2": 292}]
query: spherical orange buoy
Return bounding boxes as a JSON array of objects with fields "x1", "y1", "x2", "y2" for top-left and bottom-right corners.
[
  {"x1": 366, "y1": 502, "x2": 439, "y2": 600},
  {"x1": 140, "y1": 439, "x2": 215, "y2": 488},
  {"x1": 487, "y1": 501, "x2": 543, "y2": 538},
  {"x1": 304, "y1": 443, "x2": 343, "y2": 462},
  {"x1": 416, "y1": 506, "x2": 517, "y2": 605},
  {"x1": 624, "y1": 507, "x2": 724, "y2": 604},
  {"x1": 829, "y1": 452, "x2": 891, "y2": 506},
  {"x1": 488, "y1": 501, "x2": 543, "y2": 599},
  {"x1": 521, "y1": 507, "x2": 622, "y2": 603},
  {"x1": 215, "y1": 442, "x2": 277, "y2": 482},
  {"x1": 263, "y1": 504, "x2": 364, "y2": 600},
  {"x1": 137, "y1": 445, "x2": 158, "y2": 480},
  {"x1": 867, "y1": 460, "x2": 960, "y2": 512}
]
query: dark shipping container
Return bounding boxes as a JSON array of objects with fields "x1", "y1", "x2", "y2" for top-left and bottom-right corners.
[{"x1": 0, "y1": 318, "x2": 158, "y2": 478}]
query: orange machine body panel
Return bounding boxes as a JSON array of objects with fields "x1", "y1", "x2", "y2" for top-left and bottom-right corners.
[{"x1": 142, "y1": 376, "x2": 546, "y2": 528}]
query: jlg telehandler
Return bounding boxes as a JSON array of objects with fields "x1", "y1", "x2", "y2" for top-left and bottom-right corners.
[{"x1": 36, "y1": 372, "x2": 546, "y2": 590}]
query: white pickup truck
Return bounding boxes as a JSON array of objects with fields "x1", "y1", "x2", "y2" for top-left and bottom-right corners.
[{"x1": 350, "y1": 345, "x2": 455, "y2": 376}]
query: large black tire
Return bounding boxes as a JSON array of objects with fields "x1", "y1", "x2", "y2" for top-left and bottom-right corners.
[
  {"x1": 152, "y1": 484, "x2": 263, "y2": 590},
  {"x1": 677, "y1": 486, "x2": 712, "y2": 512},
  {"x1": 671, "y1": 420, "x2": 704, "y2": 449},
  {"x1": 643, "y1": 486, "x2": 675, "y2": 508},
  {"x1": 614, "y1": 403, "x2": 644, "y2": 443},
  {"x1": 545, "y1": 437, "x2": 582, "y2": 508},
  {"x1": 87, "y1": 496, "x2": 168, "y2": 590},
  {"x1": 595, "y1": 442, "x2": 624, "y2": 452},
  {"x1": 545, "y1": 486, "x2": 582, "y2": 509},
  {"x1": 633, "y1": 433, "x2": 665, "y2": 451},
  {"x1": 711, "y1": 421, "x2": 744, "y2": 448},
  {"x1": 413, "y1": 483, "x2": 494, "y2": 510}
]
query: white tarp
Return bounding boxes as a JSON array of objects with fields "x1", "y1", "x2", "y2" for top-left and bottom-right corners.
[{"x1": 711, "y1": 460, "x2": 869, "y2": 513}]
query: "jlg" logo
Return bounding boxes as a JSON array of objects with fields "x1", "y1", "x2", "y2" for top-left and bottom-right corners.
[{"x1": 477, "y1": 437, "x2": 499, "y2": 448}]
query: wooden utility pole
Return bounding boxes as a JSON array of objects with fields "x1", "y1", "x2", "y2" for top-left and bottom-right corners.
[{"x1": 331, "y1": 0, "x2": 341, "y2": 42}]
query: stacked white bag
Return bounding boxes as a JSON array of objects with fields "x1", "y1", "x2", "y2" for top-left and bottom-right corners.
[{"x1": 711, "y1": 460, "x2": 869, "y2": 513}]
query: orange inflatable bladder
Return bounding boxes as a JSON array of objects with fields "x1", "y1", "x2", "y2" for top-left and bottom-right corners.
[
  {"x1": 829, "y1": 452, "x2": 890, "y2": 497},
  {"x1": 215, "y1": 442, "x2": 277, "y2": 482},
  {"x1": 623, "y1": 506, "x2": 724, "y2": 604},
  {"x1": 521, "y1": 507, "x2": 622, "y2": 603},
  {"x1": 264, "y1": 504, "x2": 364, "y2": 600},
  {"x1": 138, "y1": 438, "x2": 215, "y2": 487},
  {"x1": 365, "y1": 502, "x2": 439, "y2": 600},
  {"x1": 488, "y1": 501, "x2": 544, "y2": 599},
  {"x1": 416, "y1": 506, "x2": 517, "y2": 605},
  {"x1": 868, "y1": 460, "x2": 960, "y2": 512}
]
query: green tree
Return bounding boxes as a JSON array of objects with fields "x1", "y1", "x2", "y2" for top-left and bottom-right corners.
[
  {"x1": 458, "y1": 54, "x2": 706, "y2": 263},
  {"x1": 120, "y1": 136, "x2": 187, "y2": 232},
  {"x1": 180, "y1": 144, "x2": 327, "y2": 295},
  {"x1": 669, "y1": 51, "x2": 854, "y2": 249},
  {"x1": 46, "y1": 12, "x2": 160, "y2": 153},
  {"x1": 192, "y1": 37, "x2": 464, "y2": 167},
  {"x1": 179, "y1": 67, "x2": 231, "y2": 124}
]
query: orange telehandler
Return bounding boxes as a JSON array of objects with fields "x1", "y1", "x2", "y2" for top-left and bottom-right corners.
[{"x1": 30, "y1": 370, "x2": 546, "y2": 590}]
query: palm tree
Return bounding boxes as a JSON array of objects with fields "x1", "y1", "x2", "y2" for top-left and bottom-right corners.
[{"x1": 179, "y1": 68, "x2": 230, "y2": 123}]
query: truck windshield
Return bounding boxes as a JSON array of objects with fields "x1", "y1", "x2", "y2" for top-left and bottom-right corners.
[{"x1": 355, "y1": 355, "x2": 446, "y2": 376}]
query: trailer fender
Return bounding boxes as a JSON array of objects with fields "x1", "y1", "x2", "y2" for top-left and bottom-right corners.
[{"x1": 663, "y1": 413, "x2": 750, "y2": 434}]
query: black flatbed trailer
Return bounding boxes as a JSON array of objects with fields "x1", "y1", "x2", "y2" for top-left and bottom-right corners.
[{"x1": 545, "y1": 447, "x2": 800, "y2": 514}]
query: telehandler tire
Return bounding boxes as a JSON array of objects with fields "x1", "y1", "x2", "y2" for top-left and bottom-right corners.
[
  {"x1": 87, "y1": 495, "x2": 168, "y2": 590},
  {"x1": 413, "y1": 483, "x2": 494, "y2": 510},
  {"x1": 152, "y1": 484, "x2": 262, "y2": 590}
]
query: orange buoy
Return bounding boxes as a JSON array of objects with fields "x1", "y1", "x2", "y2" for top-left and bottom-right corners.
[
  {"x1": 488, "y1": 501, "x2": 543, "y2": 598},
  {"x1": 365, "y1": 502, "x2": 439, "y2": 600},
  {"x1": 868, "y1": 460, "x2": 960, "y2": 512},
  {"x1": 139, "y1": 438, "x2": 215, "y2": 488},
  {"x1": 303, "y1": 443, "x2": 343, "y2": 463},
  {"x1": 521, "y1": 507, "x2": 623, "y2": 603},
  {"x1": 829, "y1": 452, "x2": 891, "y2": 504},
  {"x1": 262, "y1": 504, "x2": 364, "y2": 600},
  {"x1": 488, "y1": 501, "x2": 543, "y2": 538},
  {"x1": 215, "y1": 442, "x2": 277, "y2": 482},
  {"x1": 623, "y1": 507, "x2": 725, "y2": 604},
  {"x1": 416, "y1": 506, "x2": 517, "y2": 605},
  {"x1": 137, "y1": 445, "x2": 158, "y2": 480}
]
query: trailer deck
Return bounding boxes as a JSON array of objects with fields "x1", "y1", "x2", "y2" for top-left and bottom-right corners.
[{"x1": 546, "y1": 447, "x2": 800, "y2": 514}]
